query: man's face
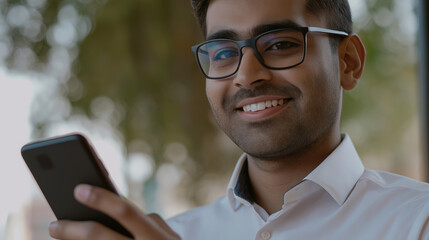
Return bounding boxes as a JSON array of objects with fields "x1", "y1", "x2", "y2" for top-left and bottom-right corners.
[{"x1": 205, "y1": 0, "x2": 342, "y2": 159}]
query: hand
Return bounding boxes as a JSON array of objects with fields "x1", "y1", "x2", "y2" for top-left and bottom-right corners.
[{"x1": 49, "y1": 184, "x2": 181, "y2": 240}]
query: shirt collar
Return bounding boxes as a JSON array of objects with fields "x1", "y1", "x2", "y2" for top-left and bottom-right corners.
[
  {"x1": 227, "y1": 134, "x2": 364, "y2": 210},
  {"x1": 227, "y1": 153, "x2": 249, "y2": 210},
  {"x1": 303, "y1": 134, "x2": 364, "y2": 205}
]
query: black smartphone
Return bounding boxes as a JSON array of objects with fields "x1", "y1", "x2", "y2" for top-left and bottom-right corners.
[{"x1": 21, "y1": 133, "x2": 133, "y2": 238}]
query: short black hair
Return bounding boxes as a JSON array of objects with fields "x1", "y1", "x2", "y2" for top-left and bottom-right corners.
[
  {"x1": 190, "y1": 0, "x2": 352, "y2": 48},
  {"x1": 305, "y1": 0, "x2": 353, "y2": 34}
]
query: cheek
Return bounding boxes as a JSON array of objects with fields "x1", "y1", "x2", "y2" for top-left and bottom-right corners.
[
  {"x1": 205, "y1": 80, "x2": 228, "y2": 113},
  {"x1": 305, "y1": 38, "x2": 341, "y2": 87},
  {"x1": 205, "y1": 80, "x2": 235, "y2": 131},
  {"x1": 298, "y1": 48, "x2": 340, "y2": 98},
  {"x1": 280, "y1": 59, "x2": 339, "y2": 116},
  {"x1": 273, "y1": 67, "x2": 313, "y2": 104}
]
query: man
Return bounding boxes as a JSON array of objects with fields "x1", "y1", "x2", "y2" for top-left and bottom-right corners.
[{"x1": 48, "y1": 0, "x2": 429, "y2": 239}]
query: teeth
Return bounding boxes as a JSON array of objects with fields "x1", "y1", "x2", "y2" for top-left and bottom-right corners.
[
  {"x1": 272, "y1": 99, "x2": 278, "y2": 106},
  {"x1": 257, "y1": 102, "x2": 266, "y2": 110},
  {"x1": 251, "y1": 104, "x2": 257, "y2": 112},
  {"x1": 242, "y1": 99, "x2": 288, "y2": 112}
]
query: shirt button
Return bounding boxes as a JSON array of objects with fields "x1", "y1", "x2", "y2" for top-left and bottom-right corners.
[{"x1": 261, "y1": 231, "x2": 271, "y2": 240}]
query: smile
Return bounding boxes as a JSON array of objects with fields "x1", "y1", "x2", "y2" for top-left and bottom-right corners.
[{"x1": 242, "y1": 98, "x2": 290, "y2": 112}]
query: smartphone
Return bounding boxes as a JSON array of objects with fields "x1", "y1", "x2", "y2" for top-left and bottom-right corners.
[{"x1": 21, "y1": 133, "x2": 133, "y2": 238}]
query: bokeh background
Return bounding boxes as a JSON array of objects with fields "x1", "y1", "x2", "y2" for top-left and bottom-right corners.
[{"x1": 0, "y1": 0, "x2": 423, "y2": 239}]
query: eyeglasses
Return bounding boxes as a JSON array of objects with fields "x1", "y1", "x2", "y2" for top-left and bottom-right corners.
[{"x1": 191, "y1": 27, "x2": 348, "y2": 79}]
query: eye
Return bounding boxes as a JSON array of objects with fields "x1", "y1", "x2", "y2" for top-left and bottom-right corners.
[
  {"x1": 212, "y1": 49, "x2": 239, "y2": 61},
  {"x1": 266, "y1": 41, "x2": 299, "y2": 51}
]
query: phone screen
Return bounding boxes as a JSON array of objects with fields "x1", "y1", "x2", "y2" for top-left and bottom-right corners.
[{"x1": 21, "y1": 133, "x2": 132, "y2": 238}]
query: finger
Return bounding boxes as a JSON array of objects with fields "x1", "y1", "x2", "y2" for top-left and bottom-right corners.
[
  {"x1": 147, "y1": 213, "x2": 181, "y2": 237},
  {"x1": 49, "y1": 220, "x2": 131, "y2": 240},
  {"x1": 74, "y1": 184, "x2": 155, "y2": 235}
]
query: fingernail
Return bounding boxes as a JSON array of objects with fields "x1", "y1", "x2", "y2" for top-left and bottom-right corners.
[
  {"x1": 49, "y1": 221, "x2": 58, "y2": 232},
  {"x1": 75, "y1": 184, "x2": 91, "y2": 202}
]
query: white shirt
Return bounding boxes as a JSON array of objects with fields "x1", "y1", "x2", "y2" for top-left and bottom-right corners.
[{"x1": 167, "y1": 135, "x2": 429, "y2": 240}]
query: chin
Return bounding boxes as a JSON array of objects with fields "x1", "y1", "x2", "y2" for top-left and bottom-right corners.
[
  {"x1": 238, "y1": 142, "x2": 295, "y2": 160},
  {"x1": 235, "y1": 130, "x2": 315, "y2": 160}
]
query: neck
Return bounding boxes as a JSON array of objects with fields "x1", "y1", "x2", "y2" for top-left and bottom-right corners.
[{"x1": 247, "y1": 133, "x2": 341, "y2": 215}]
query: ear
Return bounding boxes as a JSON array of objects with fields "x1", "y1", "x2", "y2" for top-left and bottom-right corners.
[{"x1": 338, "y1": 34, "x2": 366, "y2": 90}]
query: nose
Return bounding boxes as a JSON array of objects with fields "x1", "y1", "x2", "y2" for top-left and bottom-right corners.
[{"x1": 232, "y1": 47, "x2": 272, "y2": 89}]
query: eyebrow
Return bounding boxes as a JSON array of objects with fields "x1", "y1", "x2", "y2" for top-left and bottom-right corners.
[
  {"x1": 206, "y1": 30, "x2": 238, "y2": 41},
  {"x1": 252, "y1": 20, "x2": 302, "y2": 36},
  {"x1": 206, "y1": 20, "x2": 303, "y2": 41}
]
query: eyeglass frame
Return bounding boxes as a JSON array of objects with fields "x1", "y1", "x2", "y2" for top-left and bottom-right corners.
[{"x1": 191, "y1": 26, "x2": 349, "y2": 80}]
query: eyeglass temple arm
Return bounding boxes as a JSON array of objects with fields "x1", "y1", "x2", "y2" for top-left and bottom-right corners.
[{"x1": 308, "y1": 27, "x2": 349, "y2": 37}]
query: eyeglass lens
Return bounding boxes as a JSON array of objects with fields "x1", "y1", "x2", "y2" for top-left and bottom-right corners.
[{"x1": 197, "y1": 29, "x2": 305, "y2": 78}]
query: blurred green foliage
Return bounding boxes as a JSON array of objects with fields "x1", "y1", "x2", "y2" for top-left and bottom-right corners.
[{"x1": 72, "y1": 0, "x2": 238, "y2": 205}]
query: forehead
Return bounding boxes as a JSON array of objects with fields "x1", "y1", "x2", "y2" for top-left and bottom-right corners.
[{"x1": 206, "y1": 0, "x2": 322, "y2": 38}]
